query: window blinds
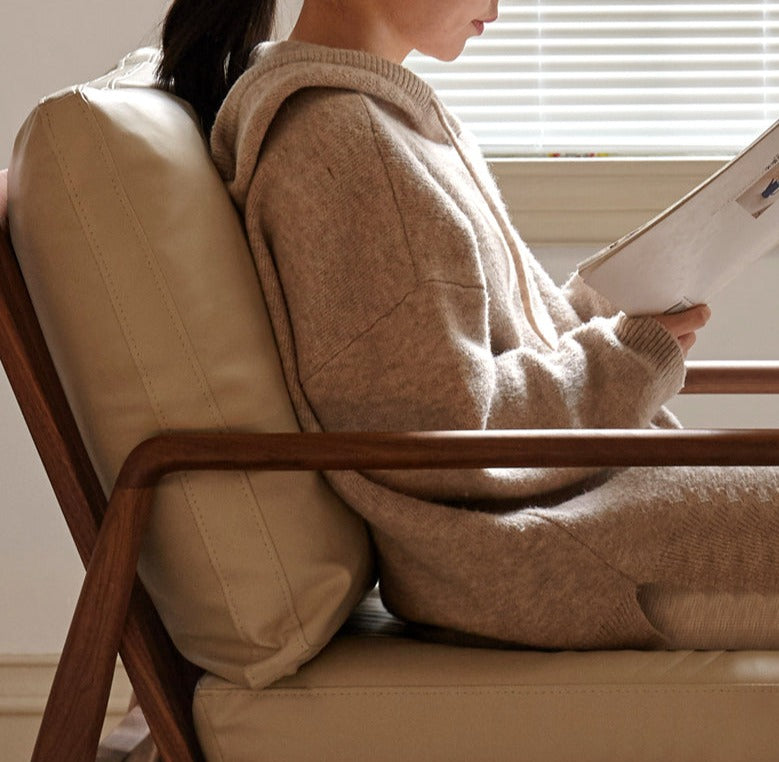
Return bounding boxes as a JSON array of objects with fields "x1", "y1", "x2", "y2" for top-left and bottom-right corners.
[{"x1": 406, "y1": 2, "x2": 779, "y2": 157}]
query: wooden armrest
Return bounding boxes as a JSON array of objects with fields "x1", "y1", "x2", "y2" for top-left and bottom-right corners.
[
  {"x1": 36, "y1": 428, "x2": 779, "y2": 762},
  {"x1": 116, "y1": 429, "x2": 779, "y2": 485},
  {"x1": 682, "y1": 361, "x2": 779, "y2": 394}
]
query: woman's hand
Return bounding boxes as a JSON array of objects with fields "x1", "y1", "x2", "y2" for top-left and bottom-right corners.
[{"x1": 651, "y1": 304, "x2": 712, "y2": 358}]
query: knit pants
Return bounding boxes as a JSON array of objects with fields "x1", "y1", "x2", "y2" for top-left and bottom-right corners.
[{"x1": 334, "y1": 466, "x2": 779, "y2": 650}]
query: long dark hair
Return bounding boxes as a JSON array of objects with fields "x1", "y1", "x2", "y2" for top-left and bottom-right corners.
[{"x1": 157, "y1": 0, "x2": 278, "y2": 135}]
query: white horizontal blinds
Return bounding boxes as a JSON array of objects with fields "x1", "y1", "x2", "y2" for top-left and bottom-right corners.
[{"x1": 406, "y1": 2, "x2": 779, "y2": 157}]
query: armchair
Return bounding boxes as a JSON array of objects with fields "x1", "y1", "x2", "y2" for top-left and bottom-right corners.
[{"x1": 2, "y1": 50, "x2": 778, "y2": 762}]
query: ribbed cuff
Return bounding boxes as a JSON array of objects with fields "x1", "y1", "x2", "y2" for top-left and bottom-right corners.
[{"x1": 614, "y1": 314, "x2": 686, "y2": 399}]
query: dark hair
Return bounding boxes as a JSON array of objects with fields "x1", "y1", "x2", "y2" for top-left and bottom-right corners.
[{"x1": 157, "y1": 0, "x2": 278, "y2": 135}]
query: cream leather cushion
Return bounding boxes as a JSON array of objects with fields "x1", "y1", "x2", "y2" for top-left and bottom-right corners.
[
  {"x1": 8, "y1": 49, "x2": 374, "y2": 688},
  {"x1": 194, "y1": 590, "x2": 779, "y2": 762}
]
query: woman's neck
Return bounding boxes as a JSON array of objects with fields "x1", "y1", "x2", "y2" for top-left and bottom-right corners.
[{"x1": 288, "y1": 0, "x2": 411, "y2": 64}]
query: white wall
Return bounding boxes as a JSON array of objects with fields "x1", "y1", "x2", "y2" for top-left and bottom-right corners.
[{"x1": 1, "y1": 0, "x2": 170, "y2": 169}]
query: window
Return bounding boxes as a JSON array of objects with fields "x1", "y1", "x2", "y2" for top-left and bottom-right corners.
[{"x1": 407, "y1": 2, "x2": 779, "y2": 158}]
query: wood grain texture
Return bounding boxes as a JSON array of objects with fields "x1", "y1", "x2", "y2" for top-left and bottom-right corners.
[
  {"x1": 683, "y1": 361, "x2": 779, "y2": 394},
  {"x1": 117, "y1": 429, "x2": 779, "y2": 490}
]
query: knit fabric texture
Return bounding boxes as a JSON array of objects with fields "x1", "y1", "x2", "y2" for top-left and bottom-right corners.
[{"x1": 211, "y1": 40, "x2": 778, "y2": 649}]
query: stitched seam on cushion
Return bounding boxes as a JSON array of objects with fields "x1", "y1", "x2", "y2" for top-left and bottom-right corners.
[
  {"x1": 42, "y1": 101, "x2": 257, "y2": 647},
  {"x1": 63, "y1": 94, "x2": 259, "y2": 648},
  {"x1": 176, "y1": 475, "x2": 285, "y2": 653},
  {"x1": 76, "y1": 88, "x2": 309, "y2": 656},
  {"x1": 192, "y1": 694, "x2": 228, "y2": 762},
  {"x1": 77, "y1": 85, "x2": 309, "y2": 656},
  {"x1": 42, "y1": 94, "x2": 300, "y2": 655},
  {"x1": 241, "y1": 473, "x2": 311, "y2": 658},
  {"x1": 196, "y1": 685, "x2": 779, "y2": 699},
  {"x1": 82, "y1": 91, "x2": 311, "y2": 656},
  {"x1": 41, "y1": 101, "x2": 170, "y2": 431},
  {"x1": 41, "y1": 102, "x2": 246, "y2": 639},
  {"x1": 300, "y1": 278, "x2": 483, "y2": 384},
  {"x1": 73, "y1": 92, "x2": 224, "y2": 426}
]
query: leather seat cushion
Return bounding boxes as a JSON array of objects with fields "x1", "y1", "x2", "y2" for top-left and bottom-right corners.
[{"x1": 193, "y1": 589, "x2": 779, "y2": 762}]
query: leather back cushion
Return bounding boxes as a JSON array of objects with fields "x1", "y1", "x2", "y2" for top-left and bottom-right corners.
[{"x1": 8, "y1": 49, "x2": 374, "y2": 688}]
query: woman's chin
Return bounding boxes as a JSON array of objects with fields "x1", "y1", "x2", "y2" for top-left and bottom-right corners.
[{"x1": 418, "y1": 41, "x2": 468, "y2": 63}]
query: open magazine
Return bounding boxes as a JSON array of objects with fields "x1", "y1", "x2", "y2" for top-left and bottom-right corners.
[{"x1": 577, "y1": 119, "x2": 779, "y2": 315}]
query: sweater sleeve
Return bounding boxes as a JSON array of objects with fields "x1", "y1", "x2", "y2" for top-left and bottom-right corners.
[
  {"x1": 561, "y1": 271, "x2": 621, "y2": 322},
  {"x1": 245, "y1": 88, "x2": 686, "y2": 500}
]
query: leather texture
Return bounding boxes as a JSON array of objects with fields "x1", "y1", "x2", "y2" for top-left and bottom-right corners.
[
  {"x1": 8, "y1": 49, "x2": 374, "y2": 689},
  {"x1": 193, "y1": 589, "x2": 779, "y2": 762}
]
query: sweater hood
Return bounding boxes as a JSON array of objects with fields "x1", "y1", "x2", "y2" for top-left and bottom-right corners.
[
  {"x1": 211, "y1": 41, "x2": 451, "y2": 209},
  {"x1": 211, "y1": 40, "x2": 560, "y2": 349}
]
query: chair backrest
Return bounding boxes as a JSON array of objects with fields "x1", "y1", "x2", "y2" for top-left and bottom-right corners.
[
  {"x1": 8, "y1": 47, "x2": 375, "y2": 687},
  {"x1": 0, "y1": 169, "x2": 204, "y2": 760},
  {"x1": 2, "y1": 46, "x2": 375, "y2": 758}
]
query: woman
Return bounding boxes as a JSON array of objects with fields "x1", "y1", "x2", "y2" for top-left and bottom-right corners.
[{"x1": 157, "y1": 0, "x2": 778, "y2": 649}]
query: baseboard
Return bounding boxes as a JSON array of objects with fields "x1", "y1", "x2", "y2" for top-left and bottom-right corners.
[{"x1": 0, "y1": 653, "x2": 132, "y2": 762}]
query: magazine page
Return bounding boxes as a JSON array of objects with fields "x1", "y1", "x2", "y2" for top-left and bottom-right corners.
[{"x1": 578, "y1": 119, "x2": 779, "y2": 315}]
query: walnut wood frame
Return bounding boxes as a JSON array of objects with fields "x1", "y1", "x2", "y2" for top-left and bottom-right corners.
[{"x1": 2, "y1": 168, "x2": 778, "y2": 762}]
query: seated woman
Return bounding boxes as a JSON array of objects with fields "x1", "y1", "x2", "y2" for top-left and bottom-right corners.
[{"x1": 156, "y1": 0, "x2": 778, "y2": 649}]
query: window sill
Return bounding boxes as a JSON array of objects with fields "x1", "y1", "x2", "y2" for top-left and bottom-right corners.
[{"x1": 488, "y1": 157, "x2": 728, "y2": 246}]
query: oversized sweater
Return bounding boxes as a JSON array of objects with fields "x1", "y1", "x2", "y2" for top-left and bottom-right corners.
[{"x1": 212, "y1": 40, "x2": 778, "y2": 649}]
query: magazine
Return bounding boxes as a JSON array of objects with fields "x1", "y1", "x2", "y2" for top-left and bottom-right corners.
[{"x1": 577, "y1": 119, "x2": 779, "y2": 315}]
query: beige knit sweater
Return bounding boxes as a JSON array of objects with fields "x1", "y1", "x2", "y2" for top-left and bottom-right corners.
[{"x1": 212, "y1": 41, "x2": 778, "y2": 649}]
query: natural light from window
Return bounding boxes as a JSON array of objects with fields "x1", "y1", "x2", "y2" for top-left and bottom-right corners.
[{"x1": 406, "y1": 1, "x2": 779, "y2": 158}]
